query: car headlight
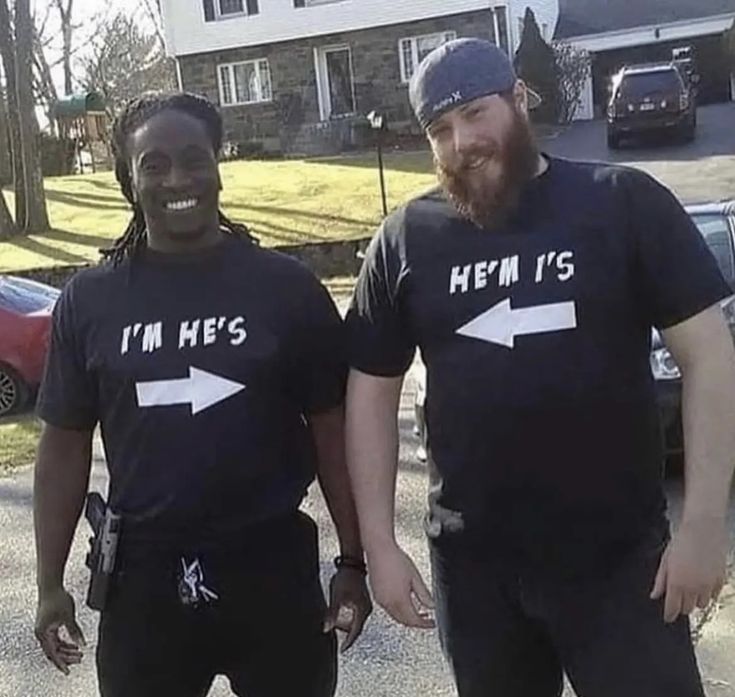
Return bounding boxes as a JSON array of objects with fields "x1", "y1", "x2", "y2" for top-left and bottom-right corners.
[{"x1": 650, "y1": 347, "x2": 681, "y2": 380}]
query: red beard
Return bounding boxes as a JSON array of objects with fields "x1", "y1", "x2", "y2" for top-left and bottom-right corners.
[{"x1": 436, "y1": 108, "x2": 539, "y2": 230}]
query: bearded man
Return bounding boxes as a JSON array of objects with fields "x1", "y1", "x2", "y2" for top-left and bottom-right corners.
[{"x1": 344, "y1": 38, "x2": 735, "y2": 697}]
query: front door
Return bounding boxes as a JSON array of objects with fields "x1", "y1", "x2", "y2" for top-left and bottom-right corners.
[{"x1": 315, "y1": 45, "x2": 356, "y2": 120}]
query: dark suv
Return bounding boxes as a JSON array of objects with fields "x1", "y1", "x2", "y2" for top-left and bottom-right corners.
[{"x1": 607, "y1": 63, "x2": 697, "y2": 149}]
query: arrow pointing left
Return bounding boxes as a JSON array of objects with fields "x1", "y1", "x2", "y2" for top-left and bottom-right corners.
[{"x1": 136, "y1": 367, "x2": 246, "y2": 415}]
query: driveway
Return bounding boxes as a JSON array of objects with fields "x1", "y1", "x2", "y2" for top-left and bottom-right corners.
[
  {"x1": 543, "y1": 102, "x2": 735, "y2": 204},
  {"x1": 2, "y1": 400, "x2": 735, "y2": 696}
]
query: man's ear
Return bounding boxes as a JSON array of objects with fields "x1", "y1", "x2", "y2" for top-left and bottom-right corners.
[{"x1": 514, "y1": 80, "x2": 529, "y2": 116}]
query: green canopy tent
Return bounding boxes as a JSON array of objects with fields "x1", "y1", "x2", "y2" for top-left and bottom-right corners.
[{"x1": 52, "y1": 91, "x2": 110, "y2": 174}]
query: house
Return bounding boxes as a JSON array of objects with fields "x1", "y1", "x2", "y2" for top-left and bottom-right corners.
[
  {"x1": 555, "y1": 0, "x2": 735, "y2": 120},
  {"x1": 159, "y1": 0, "x2": 558, "y2": 155}
]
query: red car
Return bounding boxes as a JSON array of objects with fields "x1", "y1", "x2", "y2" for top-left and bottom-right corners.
[{"x1": 0, "y1": 275, "x2": 60, "y2": 416}]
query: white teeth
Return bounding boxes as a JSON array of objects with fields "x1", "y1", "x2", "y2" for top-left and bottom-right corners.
[{"x1": 166, "y1": 198, "x2": 198, "y2": 211}]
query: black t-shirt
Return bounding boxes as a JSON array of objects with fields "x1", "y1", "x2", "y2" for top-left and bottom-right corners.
[
  {"x1": 38, "y1": 235, "x2": 346, "y2": 540},
  {"x1": 346, "y1": 157, "x2": 731, "y2": 573}
]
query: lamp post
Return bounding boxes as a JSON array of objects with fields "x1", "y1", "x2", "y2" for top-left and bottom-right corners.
[{"x1": 367, "y1": 110, "x2": 389, "y2": 217}]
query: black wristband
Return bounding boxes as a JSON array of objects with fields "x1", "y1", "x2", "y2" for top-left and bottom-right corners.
[{"x1": 334, "y1": 555, "x2": 367, "y2": 575}]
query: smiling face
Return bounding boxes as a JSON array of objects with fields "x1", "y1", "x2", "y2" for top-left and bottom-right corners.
[
  {"x1": 126, "y1": 109, "x2": 223, "y2": 253},
  {"x1": 428, "y1": 82, "x2": 540, "y2": 230}
]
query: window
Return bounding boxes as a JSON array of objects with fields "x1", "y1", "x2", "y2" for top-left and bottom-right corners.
[
  {"x1": 616, "y1": 70, "x2": 683, "y2": 100},
  {"x1": 202, "y1": 0, "x2": 259, "y2": 22},
  {"x1": 693, "y1": 214, "x2": 735, "y2": 284},
  {"x1": 218, "y1": 59, "x2": 272, "y2": 106},
  {"x1": 399, "y1": 31, "x2": 456, "y2": 83},
  {"x1": 0, "y1": 277, "x2": 59, "y2": 315},
  {"x1": 294, "y1": 0, "x2": 345, "y2": 6},
  {"x1": 218, "y1": 0, "x2": 244, "y2": 15}
]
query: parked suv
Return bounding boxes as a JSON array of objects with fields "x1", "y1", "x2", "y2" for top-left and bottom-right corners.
[{"x1": 607, "y1": 62, "x2": 696, "y2": 149}]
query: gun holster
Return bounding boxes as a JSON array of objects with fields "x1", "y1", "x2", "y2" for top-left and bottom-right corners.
[{"x1": 84, "y1": 492, "x2": 122, "y2": 612}]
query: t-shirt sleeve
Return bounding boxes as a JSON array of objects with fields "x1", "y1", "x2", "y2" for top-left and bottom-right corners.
[
  {"x1": 345, "y1": 219, "x2": 416, "y2": 377},
  {"x1": 36, "y1": 280, "x2": 98, "y2": 430},
  {"x1": 628, "y1": 171, "x2": 732, "y2": 329},
  {"x1": 292, "y1": 272, "x2": 347, "y2": 415}
]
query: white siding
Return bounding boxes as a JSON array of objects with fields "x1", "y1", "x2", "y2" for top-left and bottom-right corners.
[{"x1": 162, "y1": 0, "x2": 560, "y2": 57}]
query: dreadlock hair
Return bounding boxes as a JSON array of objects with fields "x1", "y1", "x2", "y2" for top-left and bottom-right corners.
[{"x1": 101, "y1": 91, "x2": 256, "y2": 266}]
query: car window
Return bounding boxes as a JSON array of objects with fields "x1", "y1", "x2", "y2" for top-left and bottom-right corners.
[
  {"x1": 617, "y1": 70, "x2": 681, "y2": 99},
  {"x1": 691, "y1": 214, "x2": 735, "y2": 286},
  {"x1": 0, "y1": 276, "x2": 60, "y2": 314}
]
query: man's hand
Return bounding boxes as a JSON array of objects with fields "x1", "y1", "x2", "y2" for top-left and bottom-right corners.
[
  {"x1": 323, "y1": 568, "x2": 373, "y2": 653},
  {"x1": 34, "y1": 587, "x2": 86, "y2": 675},
  {"x1": 367, "y1": 543, "x2": 435, "y2": 629},
  {"x1": 651, "y1": 518, "x2": 729, "y2": 623}
]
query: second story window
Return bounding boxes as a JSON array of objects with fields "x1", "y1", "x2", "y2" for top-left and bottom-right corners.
[
  {"x1": 399, "y1": 31, "x2": 456, "y2": 84},
  {"x1": 218, "y1": 59, "x2": 272, "y2": 106},
  {"x1": 203, "y1": 0, "x2": 259, "y2": 21},
  {"x1": 219, "y1": 0, "x2": 244, "y2": 15}
]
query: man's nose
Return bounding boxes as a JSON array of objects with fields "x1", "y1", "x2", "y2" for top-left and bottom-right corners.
[{"x1": 163, "y1": 165, "x2": 193, "y2": 190}]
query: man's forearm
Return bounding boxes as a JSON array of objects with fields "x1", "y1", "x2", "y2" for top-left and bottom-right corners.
[
  {"x1": 33, "y1": 425, "x2": 93, "y2": 594},
  {"x1": 345, "y1": 370, "x2": 403, "y2": 556},
  {"x1": 680, "y1": 358, "x2": 735, "y2": 524},
  {"x1": 310, "y1": 407, "x2": 363, "y2": 558}
]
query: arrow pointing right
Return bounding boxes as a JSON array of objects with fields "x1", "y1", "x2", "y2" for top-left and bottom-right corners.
[
  {"x1": 136, "y1": 367, "x2": 245, "y2": 415},
  {"x1": 456, "y1": 299, "x2": 577, "y2": 348}
]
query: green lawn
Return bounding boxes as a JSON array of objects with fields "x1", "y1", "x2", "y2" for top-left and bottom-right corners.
[
  {"x1": 0, "y1": 151, "x2": 435, "y2": 273},
  {"x1": 0, "y1": 413, "x2": 41, "y2": 474}
]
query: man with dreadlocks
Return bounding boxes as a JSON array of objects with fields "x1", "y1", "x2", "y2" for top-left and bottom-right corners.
[{"x1": 32, "y1": 91, "x2": 372, "y2": 697}]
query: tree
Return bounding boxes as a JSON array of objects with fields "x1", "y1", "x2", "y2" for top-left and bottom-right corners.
[
  {"x1": 0, "y1": 87, "x2": 16, "y2": 238},
  {"x1": 53, "y1": 0, "x2": 75, "y2": 95},
  {"x1": 553, "y1": 42, "x2": 591, "y2": 124},
  {"x1": 15, "y1": 0, "x2": 51, "y2": 232},
  {"x1": 0, "y1": 0, "x2": 27, "y2": 228},
  {"x1": 80, "y1": 11, "x2": 176, "y2": 115},
  {"x1": 514, "y1": 7, "x2": 560, "y2": 124}
]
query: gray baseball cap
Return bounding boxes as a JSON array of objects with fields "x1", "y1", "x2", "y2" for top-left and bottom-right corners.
[{"x1": 409, "y1": 38, "x2": 541, "y2": 130}]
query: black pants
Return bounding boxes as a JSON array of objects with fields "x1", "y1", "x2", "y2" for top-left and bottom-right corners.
[
  {"x1": 96, "y1": 511, "x2": 337, "y2": 697},
  {"x1": 430, "y1": 522, "x2": 705, "y2": 697}
]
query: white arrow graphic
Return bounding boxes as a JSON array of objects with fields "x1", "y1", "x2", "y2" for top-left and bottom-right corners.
[
  {"x1": 136, "y1": 367, "x2": 245, "y2": 415},
  {"x1": 456, "y1": 299, "x2": 577, "y2": 348}
]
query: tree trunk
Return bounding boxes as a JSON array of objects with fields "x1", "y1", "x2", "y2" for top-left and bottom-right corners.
[
  {"x1": 0, "y1": 89, "x2": 16, "y2": 238},
  {"x1": 15, "y1": 0, "x2": 50, "y2": 233},
  {"x1": 0, "y1": 191, "x2": 16, "y2": 238},
  {"x1": 55, "y1": 0, "x2": 74, "y2": 95},
  {"x1": 0, "y1": 87, "x2": 12, "y2": 186},
  {"x1": 0, "y1": 0, "x2": 27, "y2": 229}
]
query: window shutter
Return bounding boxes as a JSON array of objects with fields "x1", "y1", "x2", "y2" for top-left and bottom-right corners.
[
  {"x1": 203, "y1": 0, "x2": 215, "y2": 22},
  {"x1": 294, "y1": 0, "x2": 306, "y2": 7},
  {"x1": 246, "y1": 0, "x2": 259, "y2": 15}
]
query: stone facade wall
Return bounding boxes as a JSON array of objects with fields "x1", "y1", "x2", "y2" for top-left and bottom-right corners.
[
  {"x1": 178, "y1": 9, "x2": 498, "y2": 154},
  {"x1": 14, "y1": 238, "x2": 371, "y2": 288}
]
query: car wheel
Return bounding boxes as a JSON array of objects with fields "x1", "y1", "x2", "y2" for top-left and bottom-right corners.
[
  {"x1": 607, "y1": 132, "x2": 621, "y2": 149},
  {"x1": 0, "y1": 365, "x2": 28, "y2": 417}
]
